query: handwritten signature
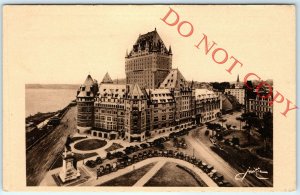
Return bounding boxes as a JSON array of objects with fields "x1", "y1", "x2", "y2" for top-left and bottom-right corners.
[{"x1": 235, "y1": 167, "x2": 269, "y2": 181}]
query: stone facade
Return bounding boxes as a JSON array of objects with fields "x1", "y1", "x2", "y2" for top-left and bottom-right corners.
[
  {"x1": 247, "y1": 94, "x2": 273, "y2": 118},
  {"x1": 125, "y1": 28, "x2": 172, "y2": 89},
  {"x1": 76, "y1": 29, "x2": 222, "y2": 142}
]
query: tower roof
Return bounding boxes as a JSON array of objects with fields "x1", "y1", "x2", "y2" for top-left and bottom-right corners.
[
  {"x1": 84, "y1": 74, "x2": 94, "y2": 86},
  {"x1": 129, "y1": 28, "x2": 170, "y2": 55},
  {"x1": 159, "y1": 69, "x2": 188, "y2": 89},
  {"x1": 77, "y1": 74, "x2": 96, "y2": 98},
  {"x1": 101, "y1": 72, "x2": 113, "y2": 84}
]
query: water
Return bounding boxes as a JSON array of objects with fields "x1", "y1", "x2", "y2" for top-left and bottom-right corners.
[{"x1": 26, "y1": 88, "x2": 77, "y2": 117}]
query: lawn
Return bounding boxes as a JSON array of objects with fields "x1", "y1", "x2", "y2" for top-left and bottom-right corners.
[
  {"x1": 74, "y1": 139, "x2": 107, "y2": 151},
  {"x1": 99, "y1": 162, "x2": 156, "y2": 186},
  {"x1": 145, "y1": 162, "x2": 206, "y2": 187}
]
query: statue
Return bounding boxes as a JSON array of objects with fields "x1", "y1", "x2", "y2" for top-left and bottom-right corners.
[
  {"x1": 65, "y1": 135, "x2": 72, "y2": 151},
  {"x1": 59, "y1": 136, "x2": 80, "y2": 183}
]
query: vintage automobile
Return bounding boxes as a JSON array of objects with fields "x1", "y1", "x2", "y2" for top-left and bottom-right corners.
[
  {"x1": 158, "y1": 150, "x2": 163, "y2": 156},
  {"x1": 140, "y1": 143, "x2": 148, "y2": 149},
  {"x1": 199, "y1": 162, "x2": 208, "y2": 169},
  {"x1": 95, "y1": 157, "x2": 102, "y2": 165},
  {"x1": 138, "y1": 153, "x2": 143, "y2": 160},
  {"x1": 178, "y1": 152, "x2": 185, "y2": 159},
  {"x1": 204, "y1": 165, "x2": 214, "y2": 173},
  {"x1": 132, "y1": 154, "x2": 138, "y2": 163},
  {"x1": 85, "y1": 160, "x2": 97, "y2": 168},
  {"x1": 126, "y1": 157, "x2": 133, "y2": 166},
  {"x1": 208, "y1": 169, "x2": 218, "y2": 178},
  {"x1": 190, "y1": 156, "x2": 197, "y2": 164},
  {"x1": 97, "y1": 165, "x2": 105, "y2": 177},
  {"x1": 213, "y1": 173, "x2": 225, "y2": 186},
  {"x1": 116, "y1": 160, "x2": 125, "y2": 169},
  {"x1": 184, "y1": 154, "x2": 190, "y2": 161},
  {"x1": 143, "y1": 151, "x2": 148, "y2": 159},
  {"x1": 163, "y1": 150, "x2": 168, "y2": 157},
  {"x1": 104, "y1": 164, "x2": 112, "y2": 174},
  {"x1": 168, "y1": 150, "x2": 174, "y2": 157},
  {"x1": 147, "y1": 150, "x2": 154, "y2": 158},
  {"x1": 195, "y1": 159, "x2": 202, "y2": 167}
]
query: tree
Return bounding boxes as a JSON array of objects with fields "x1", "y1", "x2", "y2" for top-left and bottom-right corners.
[
  {"x1": 241, "y1": 112, "x2": 261, "y2": 143},
  {"x1": 259, "y1": 112, "x2": 273, "y2": 151}
]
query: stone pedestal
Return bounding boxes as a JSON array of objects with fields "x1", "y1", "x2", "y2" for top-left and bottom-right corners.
[{"x1": 59, "y1": 149, "x2": 80, "y2": 183}]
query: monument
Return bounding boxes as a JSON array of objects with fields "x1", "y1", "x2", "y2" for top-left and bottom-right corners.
[{"x1": 58, "y1": 135, "x2": 80, "y2": 183}]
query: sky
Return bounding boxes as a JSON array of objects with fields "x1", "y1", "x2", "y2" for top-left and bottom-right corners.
[{"x1": 4, "y1": 5, "x2": 294, "y2": 84}]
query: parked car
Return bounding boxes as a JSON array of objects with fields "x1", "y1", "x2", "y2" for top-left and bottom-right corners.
[
  {"x1": 199, "y1": 162, "x2": 207, "y2": 169},
  {"x1": 204, "y1": 165, "x2": 214, "y2": 173},
  {"x1": 95, "y1": 157, "x2": 102, "y2": 165},
  {"x1": 148, "y1": 150, "x2": 154, "y2": 158},
  {"x1": 190, "y1": 156, "x2": 196, "y2": 164},
  {"x1": 163, "y1": 150, "x2": 168, "y2": 157},
  {"x1": 97, "y1": 165, "x2": 105, "y2": 177},
  {"x1": 208, "y1": 169, "x2": 217, "y2": 178},
  {"x1": 104, "y1": 164, "x2": 112, "y2": 174},
  {"x1": 138, "y1": 153, "x2": 143, "y2": 160},
  {"x1": 133, "y1": 155, "x2": 138, "y2": 163},
  {"x1": 168, "y1": 150, "x2": 174, "y2": 157},
  {"x1": 85, "y1": 160, "x2": 96, "y2": 168},
  {"x1": 158, "y1": 150, "x2": 163, "y2": 156},
  {"x1": 140, "y1": 143, "x2": 148, "y2": 149},
  {"x1": 143, "y1": 151, "x2": 148, "y2": 159},
  {"x1": 116, "y1": 160, "x2": 126, "y2": 169}
]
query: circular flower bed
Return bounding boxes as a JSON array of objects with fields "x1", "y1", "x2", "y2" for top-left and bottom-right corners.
[{"x1": 74, "y1": 139, "x2": 107, "y2": 151}]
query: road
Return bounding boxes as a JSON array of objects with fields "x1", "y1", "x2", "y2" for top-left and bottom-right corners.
[
  {"x1": 185, "y1": 130, "x2": 252, "y2": 187},
  {"x1": 26, "y1": 106, "x2": 77, "y2": 186}
]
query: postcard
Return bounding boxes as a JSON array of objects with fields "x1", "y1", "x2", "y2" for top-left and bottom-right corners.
[{"x1": 3, "y1": 5, "x2": 296, "y2": 192}]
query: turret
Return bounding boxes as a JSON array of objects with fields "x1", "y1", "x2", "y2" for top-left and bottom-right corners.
[{"x1": 76, "y1": 74, "x2": 96, "y2": 133}]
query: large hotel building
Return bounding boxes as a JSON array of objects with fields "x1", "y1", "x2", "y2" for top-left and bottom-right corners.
[{"x1": 76, "y1": 29, "x2": 221, "y2": 142}]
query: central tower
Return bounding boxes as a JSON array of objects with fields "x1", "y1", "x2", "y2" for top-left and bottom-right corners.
[{"x1": 125, "y1": 28, "x2": 172, "y2": 89}]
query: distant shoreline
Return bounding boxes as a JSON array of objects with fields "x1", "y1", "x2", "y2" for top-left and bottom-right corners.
[{"x1": 26, "y1": 84, "x2": 80, "y2": 90}]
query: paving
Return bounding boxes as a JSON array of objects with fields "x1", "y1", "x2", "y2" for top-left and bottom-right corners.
[{"x1": 26, "y1": 106, "x2": 77, "y2": 186}]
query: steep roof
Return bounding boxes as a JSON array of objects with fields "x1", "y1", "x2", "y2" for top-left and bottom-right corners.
[
  {"x1": 77, "y1": 74, "x2": 96, "y2": 98},
  {"x1": 129, "y1": 28, "x2": 170, "y2": 55},
  {"x1": 129, "y1": 83, "x2": 144, "y2": 98},
  {"x1": 101, "y1": 72, "x2": 113, "y2": 84},
  {"x1": 99, "y1": 83, "x2": 126, "y2": 99},
  {"x1": 159, "y1": 69, "x2": 188, "y2": 89},
  {"x1": 195, "y1": 89, "x2": 218, "y2": 100},
  {"x1": 84, "y1": 74, "x2": 94, "y2": 86},
  {"x1": 145, "y1": 89, "x2": 174, "y2": 104}
]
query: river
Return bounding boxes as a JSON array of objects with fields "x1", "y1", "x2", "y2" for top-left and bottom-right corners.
[{"x1": 25, "y1": 88, "x2": 77, "y2": 117}]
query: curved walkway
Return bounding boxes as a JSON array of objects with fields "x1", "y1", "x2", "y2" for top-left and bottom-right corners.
[{"x1": 81, "y1": 157, "x2": 218, "y2": 187}]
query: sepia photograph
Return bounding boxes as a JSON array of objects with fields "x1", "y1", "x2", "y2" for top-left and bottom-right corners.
[{"x1": 3, "y1": 5, "x2": 296, "y2": 191}]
